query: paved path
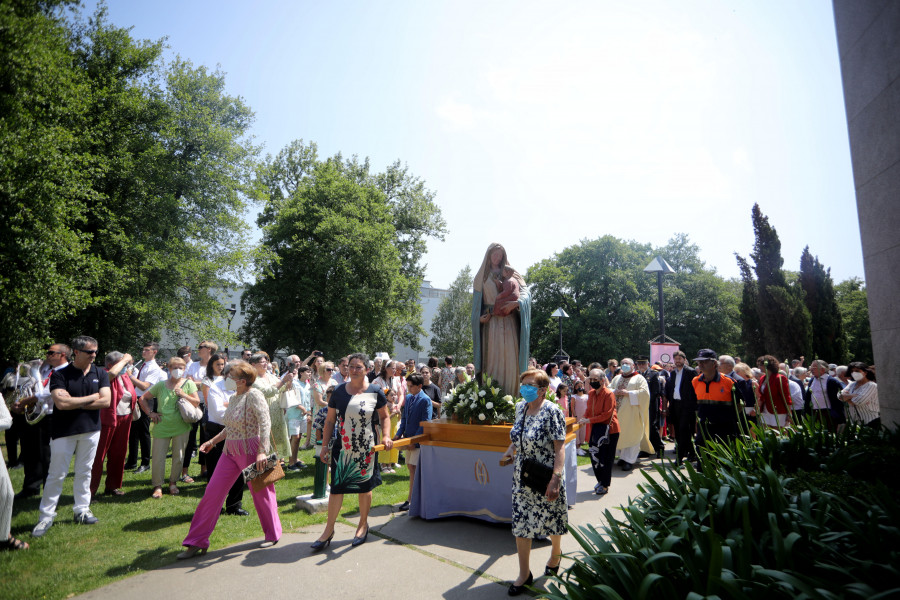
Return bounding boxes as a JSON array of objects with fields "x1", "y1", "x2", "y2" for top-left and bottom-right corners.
[{"x1": 76, "y1": 454, "x2": 669, "y2": 600}]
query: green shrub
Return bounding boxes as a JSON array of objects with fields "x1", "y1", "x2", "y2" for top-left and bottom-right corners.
[{"x1": 545, "y1": 424, "x2": 900, "y2": 599}]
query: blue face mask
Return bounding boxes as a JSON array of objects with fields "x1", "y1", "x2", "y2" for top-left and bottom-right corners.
[{"x1": 520, "y1": 384, "x2": 539, "y2": 402}]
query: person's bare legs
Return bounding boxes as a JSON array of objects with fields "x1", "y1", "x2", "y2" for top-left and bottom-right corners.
[
  {"x1": 547, "y1": 534, "x2": 562, "y2": 569},
  {"x1": 316, "y1": 492, "x2": 343, "y2": 542},
  {"x1": 514, "y1": 536, "x2": 532, "y2": 585},
  {"x1": 289, "y1": 435, "x2": 300, "y2": 465},
  {"x1": 406, "y1": 464, "x2": 417, "y2": 502},
  {"x1": 305, "y1": 419, "x2": 314, "y2": 448},
  {"x1": 356, "y1": 491, "x2": 373, "y2": 537}
]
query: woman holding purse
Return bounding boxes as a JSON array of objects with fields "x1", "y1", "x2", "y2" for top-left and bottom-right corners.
[
  {"x1": 139, "y1": 357, "x2": 200, "y2": 498},
  {"x1": 500, "y1": 369, "x2": 568, "y2": 596},
  {"x1": 179, "y1": 361, "x2": 281, "y2": 558}
]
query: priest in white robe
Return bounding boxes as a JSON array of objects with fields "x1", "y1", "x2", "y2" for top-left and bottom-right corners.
[{"x1": 609, "y1": 357, "x2": 652, "y2": 471}]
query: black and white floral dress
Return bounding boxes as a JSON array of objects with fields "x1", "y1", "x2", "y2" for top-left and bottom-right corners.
[
  {"x1": 510, "y1": 400, "x2": 568, "y2": 538},
  {"x1": 328, "y1": 383, "x2": 387, "y2": 494}
]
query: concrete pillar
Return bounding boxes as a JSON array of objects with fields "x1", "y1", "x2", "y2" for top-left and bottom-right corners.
[{"x1": 832, "y1": 1, "x2": 900, "y2": 428}]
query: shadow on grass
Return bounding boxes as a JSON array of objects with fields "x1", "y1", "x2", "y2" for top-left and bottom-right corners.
[
  {"x1": 104, "y1": 545, "x2": 183, "y2": 577},
  {"x1": 122, "y1": 512, "x2": 195, "y2": 532}
]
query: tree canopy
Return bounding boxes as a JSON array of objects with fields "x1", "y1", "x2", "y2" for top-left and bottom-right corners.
[
  {"x1": 525, "y1": 234, "x2": 740, "y2": 363},
  {"x1": 1, "y1": 3, "x2": 255, "y2": 361},
  {"x1": 429, "y1": 265, "x2": 474, "y2": 364},
  {"x1": 240, "y1": 140, "x2": 446, "y2": 357}
]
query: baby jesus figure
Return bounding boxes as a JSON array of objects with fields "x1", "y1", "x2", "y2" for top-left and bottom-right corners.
[{"x1": 493, "y1": 266, "x2": 520, "y2": 316}]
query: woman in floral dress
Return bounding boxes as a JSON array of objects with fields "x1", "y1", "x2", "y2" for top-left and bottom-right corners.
[
  {"x1": 311, "y1": 353, "x2": 393, "y2": 551},
  {"x1": 501, "y1": 369, "x2": 568, "y2": 595}
]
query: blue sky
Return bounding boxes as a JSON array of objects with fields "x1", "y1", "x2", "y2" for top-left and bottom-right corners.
[{"x1": 83, "y1": 0, "x2": 864, "y2": 289}]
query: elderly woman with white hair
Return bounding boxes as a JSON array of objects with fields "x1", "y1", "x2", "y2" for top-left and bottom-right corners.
[{"x1": 139, "y1": 356, "x2": 201, "y2": 498}]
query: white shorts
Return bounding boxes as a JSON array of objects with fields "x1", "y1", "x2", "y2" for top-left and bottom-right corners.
[
  {"x1": 288, "y1": 419, "x2": 307, "y2": 436},
  {"x1": 405, "y1": 448, "x2": 420, "y2": 466},
  {"x1": 760, "y1": 412, "x2": 788, "y2": 427}
]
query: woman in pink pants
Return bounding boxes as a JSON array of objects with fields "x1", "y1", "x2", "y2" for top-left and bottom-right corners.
[{"x1": 178, "y1": 361, "x2": 282, "y2": 558}]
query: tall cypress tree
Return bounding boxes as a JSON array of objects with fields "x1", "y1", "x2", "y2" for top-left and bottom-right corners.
[
  {"x1": 735, "y1": 254, "x2": 766, "y2": 360},
  {"x1": 799, "y1": 247, "x2": 848, "y2": 363},
  {"x1": 748, "y1": 204, "x2": 812, "y2": 360}
]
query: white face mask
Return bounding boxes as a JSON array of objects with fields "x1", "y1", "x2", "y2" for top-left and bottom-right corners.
[
  {"x1": 851, "y1": 371, "x2": 865, "y2": 382},
  {"x1": 170, "y1": 368, "x2": 184, "y2": 379},
  {"x1": 621, "y1": 364, "x2": 633, "y2": 375},
  {"x1": 224, "y1": 377, "x2": 238, "y2": 391}
]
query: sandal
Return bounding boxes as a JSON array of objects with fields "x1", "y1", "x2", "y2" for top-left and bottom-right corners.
[
  {"x1": 151, "y1": 487, "x2": 163, "y2": 499},
  {"x1": 169, "y1": 483, "x2": 180, "y2": 496},
  {"x1": 179, "y1": 475, "x2": 195, "y2": 484},
  {"x1": 1, "y1": 535, "x2": 29, "y2": 551},
  {"x1": 105, "y1": 489, "x2": 125, "y2": 496}
]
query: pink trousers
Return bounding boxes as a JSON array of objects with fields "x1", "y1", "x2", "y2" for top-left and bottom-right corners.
[{"x1": 182, "y1": 450, "x2": 282, "y2": 549}]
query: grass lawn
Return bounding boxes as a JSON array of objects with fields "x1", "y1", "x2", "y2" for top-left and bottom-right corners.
[{"x1": 1, "y1": 442, "x2": 412, "y2": 600}]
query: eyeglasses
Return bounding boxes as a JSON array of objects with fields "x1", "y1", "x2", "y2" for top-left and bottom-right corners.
[
  {"x1": 199, "y1": 345, "x2": 211, "y2": 350},
  {"x1": 78, "y1": 349, "x2": 98, "y2": 355},
  {"x1": 46, "y1": 350, "x2": 62, "y2": 356},
  {"x1": 325, "y1": 368, "x2": 334, "y2": 372}
]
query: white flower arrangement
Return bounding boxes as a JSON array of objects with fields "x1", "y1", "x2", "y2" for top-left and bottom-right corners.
[{"x1": 440, "y1": 375, "x2": 517, "y2": 425}]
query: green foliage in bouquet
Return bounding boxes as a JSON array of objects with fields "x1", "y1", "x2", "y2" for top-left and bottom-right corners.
[{"x1": 441, "y1": 375, "x2": 517, "y2": 424}]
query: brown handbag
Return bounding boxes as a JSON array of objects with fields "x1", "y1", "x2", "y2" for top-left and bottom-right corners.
[{"x1": 242, "y1": 453, "x2": 285, "y2": 493}]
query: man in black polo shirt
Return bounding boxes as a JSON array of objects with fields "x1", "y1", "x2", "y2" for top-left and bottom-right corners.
[{"x1": 33, "y1": 336, "x2": 110, "y2": 537}]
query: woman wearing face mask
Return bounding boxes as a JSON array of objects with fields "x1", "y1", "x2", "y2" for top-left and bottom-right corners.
[
  {"x1": 139, "y1": 357, "x2": 200, "y2": 498},
  {"x1": 500, "y1": 369, "x2": 568, "y2": 596},
  {"x1": 580, "y1": 369, "x2": 619, "y2": 495},
  {"x1": 840, "y1": 362, "x2": 879, "y2": 428},
  {"x1": 90, "y1": 351, "x2": 137, "y2": 498},
  {"x1": 179, "y1": 361, "x2": 281, "y2": 558}
]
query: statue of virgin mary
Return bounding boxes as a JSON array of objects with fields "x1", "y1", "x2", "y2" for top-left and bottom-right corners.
[{"x1": 471, "y1": 243, "x2": 531, "y2": 396}]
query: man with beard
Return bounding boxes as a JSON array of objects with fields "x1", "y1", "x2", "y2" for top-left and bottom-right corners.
[{"x1": 664, "y1": 350, "x2": 698, "y2": 465}]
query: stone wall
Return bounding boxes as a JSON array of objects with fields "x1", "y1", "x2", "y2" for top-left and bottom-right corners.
[{"x1": 832, "y1": 1, "x2": 900, "y2": 427}]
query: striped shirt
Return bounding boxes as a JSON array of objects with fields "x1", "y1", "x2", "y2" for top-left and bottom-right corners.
[{"x1": 844, "y1": 381, "x2": 879, "y2": 424}]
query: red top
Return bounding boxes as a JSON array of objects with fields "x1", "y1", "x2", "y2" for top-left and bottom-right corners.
[
  {"x1": 100, "y1": 372, "x2": 137, "y2": 427},
  {"x1": 759, "y1": 373, "x2": 791, "y2": 415},
  {"x1": 586, "y1": 387, "x2": 619, "y2": 435}
]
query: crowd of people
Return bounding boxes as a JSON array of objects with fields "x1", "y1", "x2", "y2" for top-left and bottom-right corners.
[{"x1": 0, "y1": 337, "x2": 882, "y2": 597}]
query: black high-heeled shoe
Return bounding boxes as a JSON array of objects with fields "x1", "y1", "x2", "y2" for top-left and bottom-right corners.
[
  {"x1": 351, "y1": 526, "x2": 369, "y2": 547},
  {"x1": 544, "y1": 562, "x2": 560, "y2": 577},
  {"x1": 310, "y1": 531, "x2": 334, "y2": 552},
  {"x1": 508, "y1": 571, "x2": 533, "y2": 596}
]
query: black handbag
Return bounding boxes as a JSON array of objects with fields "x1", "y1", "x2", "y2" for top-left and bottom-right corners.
[{"x1": 521, "y1": 457, "x2": 553, "y2": 495}]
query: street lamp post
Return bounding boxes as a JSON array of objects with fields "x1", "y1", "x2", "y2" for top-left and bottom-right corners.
[
  {"x1": 643, "y1": 256, "x2": 675, "y2": 340},
  {"x1": 551, "y1": 307, "x2": 569, "y2": 363}
]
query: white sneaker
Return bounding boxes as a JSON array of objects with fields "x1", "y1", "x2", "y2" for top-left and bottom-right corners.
[
  {"x1": 577, "y1": 448, "x2": 588, "y2": 456},
  {"x1": 32, "y1": 518, "x2": 54, "y2": 537}
]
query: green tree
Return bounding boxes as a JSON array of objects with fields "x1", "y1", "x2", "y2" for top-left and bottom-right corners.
[
  {"x1": 745, "y1": 203, "x2": 812, "y2": 360},
  {"x1": 0, "y1": 4, "x2": 257, "y2": 361},
  {"x1": 242, "y1": 141, "x2": 446, "y2": 357},
  {"x1": 0, "y1": 0, "x2": 97, "y2": 361},
  {"x1": 834, "y1": 277, "x2": 873, "y2": 363},
  {"x1": 525, "y1": 234, "x2": 739, "y2": 363},
  {"x1": 799, "y1": 246, "x2": 848, "y2": 363},
  {"x1": 429, "y1": 265, "x2": 474, "y2": 363},
  {"x1": 735, "y1": 254, "x2": 766, "y2": 360}
]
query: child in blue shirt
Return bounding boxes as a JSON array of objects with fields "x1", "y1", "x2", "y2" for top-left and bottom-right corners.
[{"x1": 394, "y1": 372, "x2": 432, "y2": 511}]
